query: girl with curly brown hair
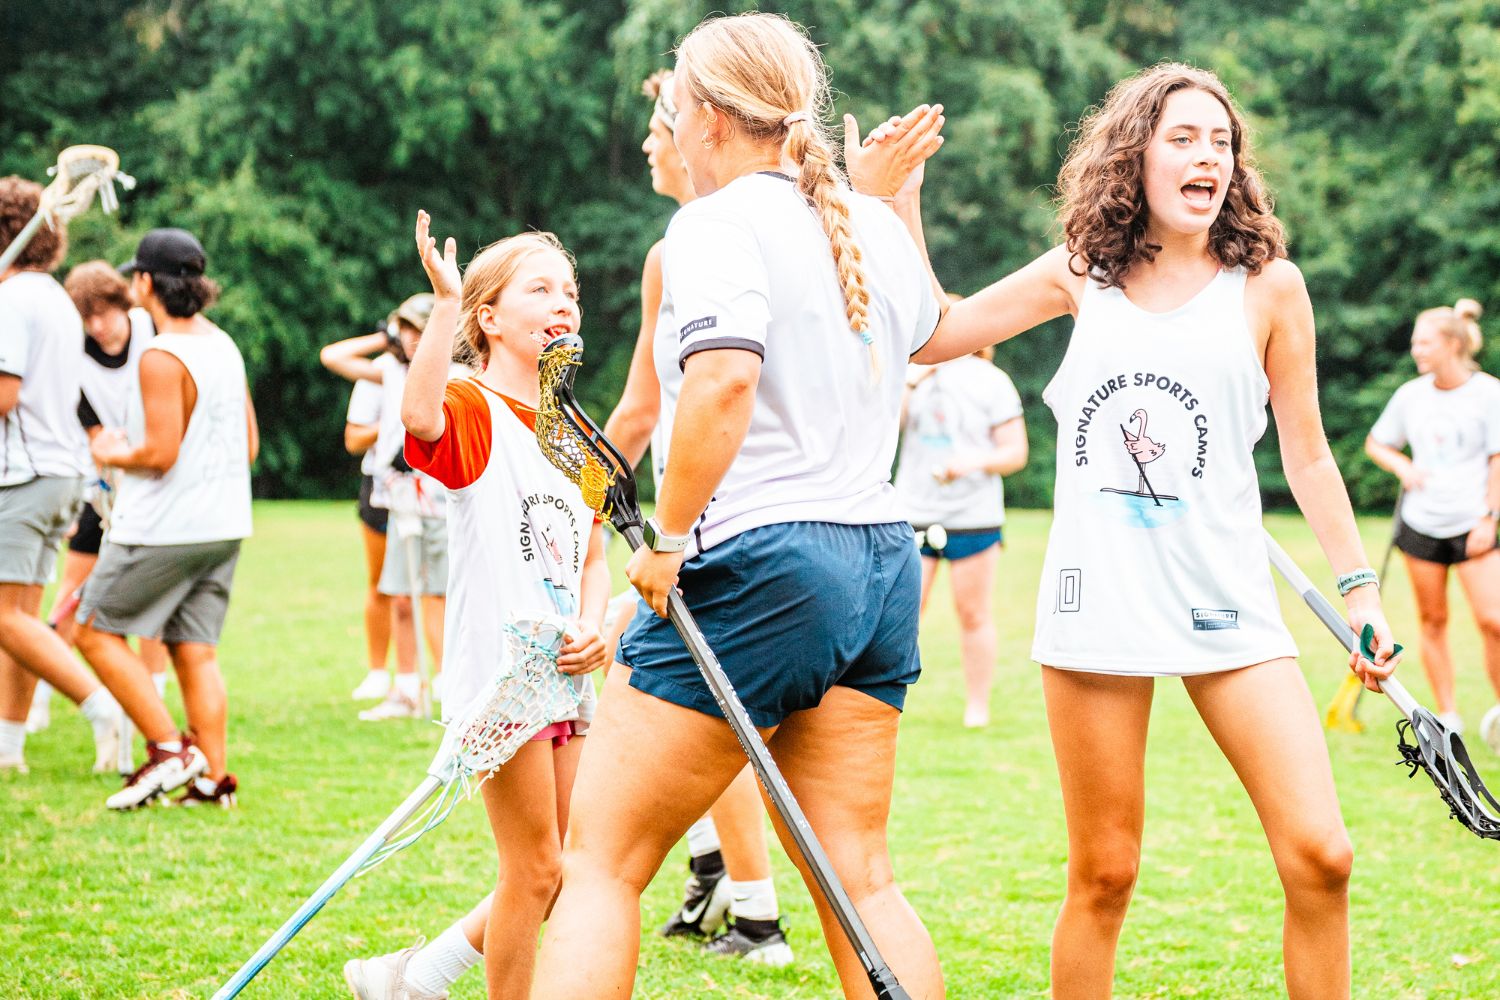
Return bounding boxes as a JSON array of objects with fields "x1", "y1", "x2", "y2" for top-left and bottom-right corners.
[{"x1": 883, "y1": 63, "x2": 1400, "y2": 998}]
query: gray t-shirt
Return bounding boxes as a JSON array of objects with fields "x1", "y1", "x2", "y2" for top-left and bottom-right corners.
[{"x1": 1371, "y1": 371, "x2": 1500, "y2": 538}]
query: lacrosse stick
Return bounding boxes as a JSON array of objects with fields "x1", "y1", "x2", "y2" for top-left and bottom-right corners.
[
  {"x1": 212, "y1": 612, "x2": 580, "y2": 999},
  {"x1": 1265, "y1": 530, "x2": 1500, "y2": 840},
  {"x1": 386, "y1": 472, "x2": 435, "y2": 719},
  {"x1": 534, "y1": 334, "x2": 913, "y2": 1000},
  {"x1": 0, "y1": 146, "x2": 135, "y2": 273},
  {"x1": 1324, "y1": 490, "x2": 1404, "y2": 733}
]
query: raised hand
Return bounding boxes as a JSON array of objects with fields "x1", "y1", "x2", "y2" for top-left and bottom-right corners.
[
  {"x1": 414, "y1": 210, "x2": 460, "y2": 300},
  {"x1": 843, "y1": 103, "x2": 945, "y2": 200}
]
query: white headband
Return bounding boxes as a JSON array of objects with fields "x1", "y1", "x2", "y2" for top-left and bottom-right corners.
[{"x1": 782, "y1": 111, "x2": 811, "y2": 127}]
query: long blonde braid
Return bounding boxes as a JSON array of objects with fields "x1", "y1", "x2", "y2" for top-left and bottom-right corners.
[{"x1": 677, "y1": 14, "x2": 877, "y2": 373}]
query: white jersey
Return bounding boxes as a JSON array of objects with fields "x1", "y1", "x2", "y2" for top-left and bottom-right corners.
[
  {"x1": 0, "y1": 271, "x2": 91, "y2": 485},
  {"x1": 80, "y1": 308, "x2": 156, "y2": 429},
  {"x1": 1032, "y1": 268, "x2": 1296, "y2": 675},
  {"x1": 110, "y1": 327, "x2": 253, "y2": 545},
  {"x1": 895, "y1": 356, "x2": 1023, "y2": 530},
  {"x1": 655, "y1": 171, "x2": 941, "y2": 554},
  {"x1": 1370, "y1": 372, "x2": 1500, "y2": 538},
  {"x1": 406, "y1": 378, "x2": 597, "y2": 726},
  {"x1": 345, "y1": 375, "x2": 383, "y2": 477},
  {"x1": 368, "y1": 353, "x2": 446, "y2": 515}
]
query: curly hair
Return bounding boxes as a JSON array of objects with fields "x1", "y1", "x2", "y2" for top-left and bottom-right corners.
[
  {"x1": 1057, "y1": 63, "x2": 1285, "y2": 290},
  {"x1": 0, "y1": 176, "x2": 66, "y2": 273}
]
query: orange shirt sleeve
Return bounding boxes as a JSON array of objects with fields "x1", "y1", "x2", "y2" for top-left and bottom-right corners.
[{"x1": 405, "y1": 379, "x2": 492, "y2": 489}]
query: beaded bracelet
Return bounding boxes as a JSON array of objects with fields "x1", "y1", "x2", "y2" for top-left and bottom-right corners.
[{"x1": 1336, "y1": 568, "x2": 1379, "y2": 596}]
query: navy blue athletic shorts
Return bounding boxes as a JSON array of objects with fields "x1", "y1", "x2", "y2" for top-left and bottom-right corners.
[
  {"x1": 618, "y1": 520, "x2": 922, "y2": 728},
  {"x1": 917, "y1": 526, "x2": 1002, "y2": 561}
]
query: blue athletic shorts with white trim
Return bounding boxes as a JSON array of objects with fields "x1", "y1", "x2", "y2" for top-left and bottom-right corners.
[
  {"x1": 917, "y1": 526, "x2": 1002, "y2": 562},
  {"x1": 619, "y1": 520, "x2": 922, "y2": 728}
]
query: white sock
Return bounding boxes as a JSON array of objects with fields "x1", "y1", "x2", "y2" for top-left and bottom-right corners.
[
  {"x1": 192, "y1": 775, "x2": 219, "y2": 795},
  {"x1": 686, "y1": 816, "x2": 721, "y2": 857},
  {"x1": 406, "y1": 922, "x2": 481, "y2": 994},
  {"x1": 728, "y1": 878, "x2": 779, "y2": 921},
  {"x1": 31, "y1": 681, "x2": 51, "y2": 708},
  {"x1": 152, "y1": 673, "x2": 168, "y2": 697},
  {"x1": 394, "y1": 673, "x2": 421, "y2": 700},
  {"x1": 0, "y1": 719, "x2": 25, "y2": 758},
  {"x1": 79, "y1": 688, "x2": 119, "y2": 735}
]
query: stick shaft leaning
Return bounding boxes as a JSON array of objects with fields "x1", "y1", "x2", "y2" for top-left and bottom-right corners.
[
  {"x1": 1262, "y1": 530, "x2": 1420, "y2": 718},
  {"x1": 212, "y1": 775, "x2": 445, "y2": 999},
  {"x1": 621, "y1": 524, "x2": 911, "y2": 1000}
]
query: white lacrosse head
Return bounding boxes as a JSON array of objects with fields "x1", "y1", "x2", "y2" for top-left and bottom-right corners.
[
  {"x1": 40, "y1": 145, "x2": 134, "y2": 223},
  {"x1": 429, "y1": 613, "x2": 579, "y2": 782}
]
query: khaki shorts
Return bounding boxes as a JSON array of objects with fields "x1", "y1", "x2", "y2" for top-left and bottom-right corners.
[
  {"x1": 0, "y1": 476, "x2": 84, "y2": 586},
  {"x1": 379, "y1": 516, "x2": 448, "y2": 596},
  {"x1": 78, "y1": 539, "x2": 241, "y2": 646}
]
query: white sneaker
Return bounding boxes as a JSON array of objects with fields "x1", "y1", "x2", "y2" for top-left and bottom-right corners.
[
  {"x1": 342, "y1": 943, "x2": 449, "y2": 1000},
  {"x1": 106, "y1": 741, "x2": 208, "y2": 810},
  {"x1": 351, "y1": 671, "x2": 392, "y2": 701},
  {"x1": 1480, "y1": 704, "x2": 1500, "y2": 756},
  {"x1": 0, "y1": 752, "x2": 28, "y2": 775},
  {"x1": 25, "y1": 685, "x2": 50, "y2": 733},
  {"x1": 92, "y1": 715, "x2": 122, "y2": 775},
  {"x1": 358, "y1": 692, "x2": 420, "y2": 722},
  {"x1": 1438, "y1": 710, "x2": 1465, "y2": 734},
  {"x1": 963, "y1": 703, "x2": 991, "y2": 729}
]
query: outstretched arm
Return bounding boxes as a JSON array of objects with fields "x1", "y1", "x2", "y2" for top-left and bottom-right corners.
[
  {"x1": 320, "y1": 331, "x2": 388, "y2": 383},
  {"x1": 403, "y1": 211, "x2": 461, "y2": 442},
  {"x1": 602, "y1": 242, "x2": 664, "y2": 468}
]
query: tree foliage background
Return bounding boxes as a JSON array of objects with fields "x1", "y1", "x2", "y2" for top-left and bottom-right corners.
[{"x1": 2, "y1": 0, "x2": 1496, "y2": 507}]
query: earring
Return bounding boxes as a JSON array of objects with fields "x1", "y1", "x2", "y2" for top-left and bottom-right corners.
[{"x1": 701, "y1": 136, "x2": 715, "y2": 150}]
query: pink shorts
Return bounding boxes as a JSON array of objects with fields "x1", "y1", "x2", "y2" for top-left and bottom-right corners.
[{"x1": 531, "y1": 720, "x2": 582, "y2": 748}]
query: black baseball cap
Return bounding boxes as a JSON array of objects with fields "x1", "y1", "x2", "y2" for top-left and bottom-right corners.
[{"x1": 117, "y1": 228, "x2": 207, "y2": 277}]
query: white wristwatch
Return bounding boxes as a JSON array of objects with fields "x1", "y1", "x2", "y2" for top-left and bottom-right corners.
[{"x1": 643, "y1": 516, "x2": 691, "y2": 553}]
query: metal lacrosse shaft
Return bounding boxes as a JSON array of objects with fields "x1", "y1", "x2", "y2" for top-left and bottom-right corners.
[
  {"x1": 0, "y1": 211, "x2": 49, "y2": 273},
  {"x1": 620, "y1": 522, "x2": 911, "y2": 1000},
  {"x1": 212, "y1": 774, "x2": 444, "y2": 999},
  {"x1": 1263, "y1": 530, "x2": 1420, "y2": 719}
]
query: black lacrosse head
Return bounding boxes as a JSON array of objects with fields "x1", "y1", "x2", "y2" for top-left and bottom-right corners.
[
  {"x1": 535, "y1": 334, "x2": 642, "y2": 534},
  {"x1": 1396, "y1": 707, "x2": 1500, "y2": 841}
]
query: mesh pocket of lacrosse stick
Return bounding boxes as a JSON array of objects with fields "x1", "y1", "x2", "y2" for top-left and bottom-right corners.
[
  {"x1": 535, "y1": 338, "x2": 620, "y2": 519},
  {"x1": 360, "y1": 613, "x2": 582, "y2": 870}
]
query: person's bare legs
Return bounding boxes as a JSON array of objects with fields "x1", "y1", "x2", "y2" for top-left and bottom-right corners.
[
  {"x1": 76, "y1": 621, "x2": 177, "y2": 741},
  {"x1": 948, "y1": 545, "x2": 999, "y2": 726},
  {"x1": 1185, "y1": 659, "x2": 1353, "y2": 1000},
  {"x1": 171, "y1": 642, "x2": 229, "y2": 779},
  {"x1": 0, "y1": 643, "x2": 39, "y2": 724},
  {"x1": 420, "y1": 594, "x2": 444, "y2": 676},
  {"x1": 389, "y1": 595, "x2": 417, "y2": 675},
  {"x1": 1455, "y1": 550, "x2": 1500, "y2": 699},
  {"x1": 710, "y1": 766, "x2": 773, "y2": 882},
  {"x1": 0, "y1": 584, "x2": 107, "y2": 709},
  {"x1": 477, "y1": 734, "x2": 583, "y2": 999},
  {"x1": 1042, "y1": 666, "x2": 1152, "y2": 1000},
  {"x1": 47, "y1": 549, "x2": 95, "y2": 648},
  {"x1": 763, "y1": 685, "x2": 944, "y2": 999},
  {"x1": 361, "y1": 524, "x2": 392, "y2": 672},
  {"x1": 917, "y1": 556, "x2": 940, "y2": 615},
  {"x1": 531, "y1": 668, "x2": 760, "y2": 999},
  {"x1": 140, "y1": 637, "x2": 169, "y2": 677},
  {"x1": 1406, "y1": 553, "x2": 1456, "y2": 713}
]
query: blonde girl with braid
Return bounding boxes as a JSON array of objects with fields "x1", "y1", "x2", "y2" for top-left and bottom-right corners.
[{"x1": 530, "y1": 12, "x2": 946, "y2": 1000}]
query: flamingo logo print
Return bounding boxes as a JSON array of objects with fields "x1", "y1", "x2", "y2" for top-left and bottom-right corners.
[{"x1": 1101, "y1": 408, "x2": 1180, "y2": 505}]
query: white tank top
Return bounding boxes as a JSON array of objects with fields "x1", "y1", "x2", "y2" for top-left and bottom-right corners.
[
  {"x1": 1032, "y1": 269, "x2": 1296, "y2": 675},
  {"x1": 431, "y1": 381, "x2": 598, "y2": 725},
  {"x1": 110, "y1": 328, "x2": 253, "y2": 545}
]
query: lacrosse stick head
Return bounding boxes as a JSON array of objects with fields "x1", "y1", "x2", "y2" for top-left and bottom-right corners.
[
  {"x1": 534, "y1": 334, "x2": 641, "y2": 531},
  {"x1": 41, "y1": 145, "x2": 133, "y2": 222},
  {"x1": 433, "y1": 613, "x2": 580, "y2": 780},
  {"x1": 1395, "y1": 708, "x2": 1500, "y2": 840}
]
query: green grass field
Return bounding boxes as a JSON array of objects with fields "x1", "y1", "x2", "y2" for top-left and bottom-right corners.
[{"x1": 4, "y1": 503, "x2": 1499, "y2": 999}]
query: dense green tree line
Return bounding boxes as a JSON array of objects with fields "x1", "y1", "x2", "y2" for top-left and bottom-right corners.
[{"x1": 2, "y1": 0, "x2": 1496, "y2": 507}]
